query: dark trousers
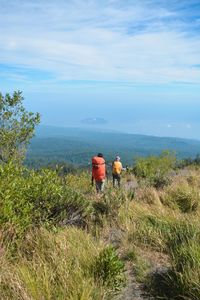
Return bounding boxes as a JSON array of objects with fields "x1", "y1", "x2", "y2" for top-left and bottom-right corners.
[
  {"x1": 113, "y1": 174, "x2": 121, "y2": 187},
  {"x1": 95, "y1": 179, "x2": 105, "y2": 193}
]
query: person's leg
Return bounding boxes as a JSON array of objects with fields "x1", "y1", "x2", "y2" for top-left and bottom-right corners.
[
  {"x1": 96, "y1": 179, "x2": 105, "y2": 193},
  {"x1": 113, "y1": 175, "x2": 117, "y2": 187},
  {"x1": 113, "y1": 175, "x2": 115, "y2": 187},
  {"x1": 95, "y1": 181, "x2": 101, "y2": 193},
  {"x1": 100, "y1": 179, "x2": 105, "y2": 193},
  {"x1": 117, "y1": 174, "x2": 121, "y2": 187}
]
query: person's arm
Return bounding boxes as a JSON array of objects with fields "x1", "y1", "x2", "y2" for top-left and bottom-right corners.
[{"x1": 121, "y1": 162, "x2": 126, "y2": 171}]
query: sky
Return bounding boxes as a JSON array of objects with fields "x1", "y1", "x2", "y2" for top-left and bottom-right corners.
[{"x1": 0, "y1": 0, "x2": 200, "y2": 139}]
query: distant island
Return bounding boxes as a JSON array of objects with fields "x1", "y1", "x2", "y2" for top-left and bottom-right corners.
[{"x1": 81, "y1": 117, "x2": 107, "y2": 125}]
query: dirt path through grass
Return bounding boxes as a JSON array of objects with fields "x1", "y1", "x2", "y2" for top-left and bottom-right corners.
[
  {"x1": 107, "y1": 226, "x2": 170, "y2": 300},
  {"x1": 115, "y1": 263, "x2": 153, "y2": 300},
  {"x1": 115, "y1": 251, "x2": 170, "y2": 300}
]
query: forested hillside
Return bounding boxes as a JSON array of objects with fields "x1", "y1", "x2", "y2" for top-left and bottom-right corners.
[{"x1": 25, "y1": 125, "x2": 200, "y2": 168}]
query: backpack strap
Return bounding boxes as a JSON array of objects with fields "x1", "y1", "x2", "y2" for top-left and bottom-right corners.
[{"x1": 92, "y1": 162, "x2": 105, "y2": 166}]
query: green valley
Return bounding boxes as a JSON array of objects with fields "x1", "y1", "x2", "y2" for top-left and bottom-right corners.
[{"x1": 25, "y1": 125, "x2": 200, "y2": 168}]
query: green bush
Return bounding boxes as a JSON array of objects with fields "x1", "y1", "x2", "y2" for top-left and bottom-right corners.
[
  {"x1": 94, "y1": 246, "x2": 126, "y2": 294},
  {"x1": 162, "y1": 184, "x2": 199, "y2": 213},
  {"x1": 65, "y1": 172, "x2": 93, "y2": 194},
  {"x1": 133, "y1": 150, "x2": 177, "y2": 188},
  {"x1": 93, "y1": 187, "x2": 126, "y2": 223},
  {"x1": 0, "y1": 162, "x2": 92, "y2": 235}
]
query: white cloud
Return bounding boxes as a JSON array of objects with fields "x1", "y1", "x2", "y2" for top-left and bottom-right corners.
[{"x1": 0, "y1": 0, "x2": 200, "y2": 85}]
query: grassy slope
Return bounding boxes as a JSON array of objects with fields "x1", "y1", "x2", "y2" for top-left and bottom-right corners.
[{"x1": 1, "y1": 166, "x2": 200, "y2": 299}]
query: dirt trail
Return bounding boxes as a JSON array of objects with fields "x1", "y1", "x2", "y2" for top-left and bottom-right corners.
[
  {"x1": 110, "y1": 179, "x2": 172, "y2": 299},
  {"x1": 115, "y1": 252, "x2": 170, "y2": 300},
  {"x1": 107, "y1": 228, "x2": 170, "y2": 300},
  {"x1": 115, "y1": 264, "x2": 153, "y2": 300}
]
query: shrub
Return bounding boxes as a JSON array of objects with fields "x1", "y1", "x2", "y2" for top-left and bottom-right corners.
[
  {"x1": 93, "y1": 187, "x2": 126, "y2": 218},
  {"x1": 65, "y1": 172, "x2": 93, "y2": 194},
  {"x1": 94, "y1": 245, "x2": 126, "y2": 294},
  {"x1": 186, "y1": 172, "x2": 200, "y2": 188},
  {"x1": 174, "y1": 186, "x2": 199, "y2": 213},
  {"x1": 133, "y1": 150, "x2": 177, "y2": 188},
  {"x1": 161, "y1": 183, "x2": 199, "y2": 213},
  {"x1": 0, "y1": 162, "x2": 93, "y2": 235}
]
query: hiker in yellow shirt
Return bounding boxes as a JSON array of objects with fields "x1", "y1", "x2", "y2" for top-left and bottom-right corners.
[{"x1": 112, "y1": 156, "x2": 125, "y2": 187}]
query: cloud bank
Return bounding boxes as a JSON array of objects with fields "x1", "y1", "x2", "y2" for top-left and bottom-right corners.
[{"x1": 0, "y1": 0, "x2": 200, "y2": 86}]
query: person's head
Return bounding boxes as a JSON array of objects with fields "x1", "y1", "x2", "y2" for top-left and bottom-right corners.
[
  {"x1": 98, "y1": 153, "x2": 103, "y2": 157},
  {"x1": 116, "y1": 156, "x2": 120, "y2": 161}
]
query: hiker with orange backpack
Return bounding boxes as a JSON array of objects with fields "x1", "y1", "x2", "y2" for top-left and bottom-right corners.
[
  {"x1": 92, "y1": 153, "x2": 106, "y2": 193},
  {"x1": 112, "y1": 156, "x2": 125, "y2": 187}
]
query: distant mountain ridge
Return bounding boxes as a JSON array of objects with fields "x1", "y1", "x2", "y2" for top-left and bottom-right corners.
[{"x1": 27, "y1": 125, "x2": 200, "y2": 166}]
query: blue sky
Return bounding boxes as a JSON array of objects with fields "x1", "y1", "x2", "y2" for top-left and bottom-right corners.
[{"x1": 0, "y1": 0, "x2": 200, "y2": 139}]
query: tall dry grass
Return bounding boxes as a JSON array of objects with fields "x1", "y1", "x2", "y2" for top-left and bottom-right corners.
[{"x1": 0, "y1": 227, "x2": 104, "y2": 300}]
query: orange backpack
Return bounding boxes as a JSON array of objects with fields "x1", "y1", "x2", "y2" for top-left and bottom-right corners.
[
  {"x1": 112, "y1": 161, "x2": 122, "y2": 175},
  {"x1": 92, "y1": 157, "x2": 106, "y2": 181}
]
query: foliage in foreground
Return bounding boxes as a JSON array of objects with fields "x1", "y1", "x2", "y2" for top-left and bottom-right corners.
[
  {"x1": 0, "y1": 162, "x2": 92, "y2": 235},
  {"x1": 0, "y1": 228, "x2": 126, "y2": 299}
]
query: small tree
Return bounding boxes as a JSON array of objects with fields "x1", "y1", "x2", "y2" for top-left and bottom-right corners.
[{"x1": 0, "y1": 91, "x2": 40, "y2": 162}]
